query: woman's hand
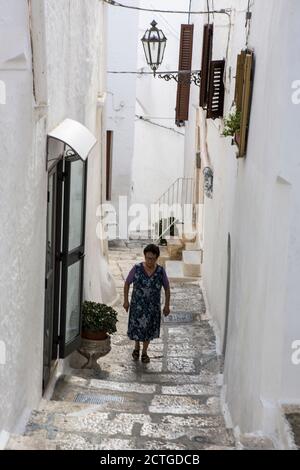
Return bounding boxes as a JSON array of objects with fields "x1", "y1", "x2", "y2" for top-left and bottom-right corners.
[
  {"x1": 163, "y1": 305, "x2": 170, "y2": 316},
  {"x1": 123, "y1": 300, "x2": 130, "y2": 312}
]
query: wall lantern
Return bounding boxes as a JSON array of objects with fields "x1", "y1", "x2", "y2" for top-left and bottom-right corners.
[
  {"x1": 141, "y1": 20, "x2": 200, "y2": 86},
  {"x1": 141, "y1": 20, "x2": 167, "y2": 74}
]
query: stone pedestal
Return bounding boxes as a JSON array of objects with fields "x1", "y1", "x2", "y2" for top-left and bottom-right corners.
[{"x1": 70, "y1": 336, "x2": 111, "y2": 369}]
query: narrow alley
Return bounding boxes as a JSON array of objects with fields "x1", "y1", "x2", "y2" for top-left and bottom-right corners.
[
  {"x1": 1, "y1": 0, "x2": 300, "y2": 454},
  {"x1": 7, "y1": 241, "x2": 237, "y2": 451}
]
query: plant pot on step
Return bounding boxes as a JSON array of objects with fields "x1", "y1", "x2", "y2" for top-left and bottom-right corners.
[
  {"x1": 81, "y1": 329, "x2": 108, "y2": 341},
  {"x1": 81, "y1": 301, "x2": 118, "y2": 338},
  {"x1": 71, "y1": 301, "x2": 118, "y2": 369}
]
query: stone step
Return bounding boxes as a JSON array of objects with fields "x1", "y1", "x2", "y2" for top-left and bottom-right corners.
[
  {"x1": 6, "y1": 381, "x2": 233, "y2": 449},
  {"x1": 183, "y1": 264, "x2": 201, "y2": 277},
  {"x1": 158, "y1": 246, "x2": 170, "y2": 267},
  {"x1": 7, "y1": 433, "x2": 56, "y2": 450},
  {"x1": 158, "y1": 256, "x2": 170, "y2": 268},
  {"x1": 166, "y1": 261, "x2": 200, "y2": 283},
  {"x1": 182, "y1": 250, "x2": 202, "y2": 265},
  {"x1": 185, "y1": 241, "x2": 203, "y2": 251},
  {"x1": 7, "y1": 422, "x2": 235, "y2": 451},
  {"x1": 58, "y1": 374, "x2": 221, "y2": 397},
  {"x1": 182, "y1": 250, "x2": 202, "y2": 277}
]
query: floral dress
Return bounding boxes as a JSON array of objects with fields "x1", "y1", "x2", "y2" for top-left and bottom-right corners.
[{"x1": 126, "y1": 263, "x2": 169, "y2": 342}]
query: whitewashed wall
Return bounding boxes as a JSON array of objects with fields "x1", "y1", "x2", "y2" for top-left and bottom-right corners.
[
  {"x1": 131, "y1": 0, "x2": 188, "y2": 209},
  {"x1": 45, "y1": 0, "x2": 117, "y2": 304},
  {"x1": 0, "y1": 0, "x2": 46, "y2": 441},
  {"x1": 186, "y1": 0, "x2": 300, "y2": 441},
  {"x1": 106, "y1": 0, "x2": 189, "y2": 229},
  {"x1": 0, "y1": 0, "x2": 115, "y2": 439},
  {"x1": 105, "y1": 0, "x2": 139, "y2": 210}
]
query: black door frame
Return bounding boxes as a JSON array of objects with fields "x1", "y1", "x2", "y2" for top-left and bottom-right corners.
[
  {"x1": 59, "y1": 158, "x2": 88, "y2": 358},
  {"x1": 43, "y1": 159, "x2": 63, "y2": 390},
  {"x1": 43, "y1": 148, "x2": 88, "y2": 389}
]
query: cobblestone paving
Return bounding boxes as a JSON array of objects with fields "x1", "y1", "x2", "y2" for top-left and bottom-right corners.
[{"x1": 8, "y1": 240, "x2": 237, "y2": 450}]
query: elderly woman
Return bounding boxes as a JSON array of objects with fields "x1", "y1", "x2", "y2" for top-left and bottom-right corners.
[{"x1": 123, "y1": 244, "x2": 170, "y2": 363}]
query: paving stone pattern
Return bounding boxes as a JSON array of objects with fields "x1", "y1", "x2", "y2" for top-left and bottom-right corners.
[{"x1": 7, "y1": 240, "x2": 236, "y2": 450}]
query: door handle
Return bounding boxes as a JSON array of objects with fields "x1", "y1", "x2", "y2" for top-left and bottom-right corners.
[{"x1": 78, "y1": 252, "x2": 85, "y2": 260}]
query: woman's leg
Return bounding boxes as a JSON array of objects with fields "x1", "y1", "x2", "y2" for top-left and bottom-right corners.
[
  {"x1": 132, "y1": 341, "x2": 140, "y2": 360},
  {"x1": 141, "y1": 341, "x2": 150, "y2": 363}
]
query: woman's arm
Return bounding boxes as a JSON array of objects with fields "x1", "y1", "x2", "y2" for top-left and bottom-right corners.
[
  {"x1": 123, "y1": 265, "x2": 136, "y2": 312},
  {"x1": 123, "y1": 282, "x2": 130, "y2": 312},
  {"x1": 163, "y1": 286, "x2": 170, "y2": 316}
]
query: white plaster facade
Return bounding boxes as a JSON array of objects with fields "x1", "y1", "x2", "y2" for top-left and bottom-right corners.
[
  {"x1": 0, "y1": 0, "x2": 116, "y2": 441},
  {"x1": 105, "y1": 0, "x2": 139, "y2": 210},
  {"x1": 106, "y1": 0, "x2": 190, "y2": 233},
  {"x1": 185, "y1": 0, "x2": 300, "y2": 444}
]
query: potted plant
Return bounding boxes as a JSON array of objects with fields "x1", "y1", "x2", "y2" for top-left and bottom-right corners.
[
  {"x1": 222, "y1": 107, "x2": 241, "y2": 139},
  {"x1": 81, "y1": 301, "x2": 118, "y2": 341}
]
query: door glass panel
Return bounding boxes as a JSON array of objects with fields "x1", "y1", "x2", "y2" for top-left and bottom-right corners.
[
  {"x1": 69, "y1": 159, "x2": 84, "y2": 251},
  {"x1": 65, "y1": 261, "x2": 82, "y2": 343}
]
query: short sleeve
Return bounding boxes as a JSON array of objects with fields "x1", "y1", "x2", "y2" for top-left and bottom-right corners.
[
  {"x1": 162, "y1": 267, "x2": 170, "y2": 289},
  {"x1": 125, "y1": 265, "x2": 136, "y2": 285}
]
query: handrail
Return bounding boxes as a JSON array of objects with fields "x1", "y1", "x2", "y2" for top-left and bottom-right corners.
[{"x1": 152, "y1": 177, "x2": 195, "y2": 242}]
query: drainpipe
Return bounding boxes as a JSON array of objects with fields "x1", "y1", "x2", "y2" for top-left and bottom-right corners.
[{"x1": 199, "y1": 108, "x2": 213, "y2": 199}]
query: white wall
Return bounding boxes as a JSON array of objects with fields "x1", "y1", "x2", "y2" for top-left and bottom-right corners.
[
  {"x1": 131, "y1": 0, "x2": 188, "y2": 209},
  {"x1": 106, "y1": 0, "x2": 139, "y2": 209},
  {"x1": 186, "y1": 0, "x2": 300, "y2": 439},
  {"x1": 0, "y1": 0, "x2": 46, "y2": 435},
  {"x1": 45, "y1": 0, "x2": 117, "y2": 305},
  {"x1": 106, "y1": 0, "x2": 189, "y2": 229},
  {"x1": 0, "y1": 0, "x2": 116, "y2": 437}
]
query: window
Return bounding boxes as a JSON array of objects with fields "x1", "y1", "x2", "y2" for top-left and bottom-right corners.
[
  {"x1": 199, "y1": 24, "x2": 214, "y2": 108},
  {"x1": 175, "y1": 24, "x2": 194, "y2": 126},
  {"x1": 234, "y1": 50, "x2": 255, "y2": 158},
  {"x1": 207, "y1": 60, "x2": 225, "y2": 119},
  {"x1": 199, "y1": 24, "x2": 225, "y2": 119}
]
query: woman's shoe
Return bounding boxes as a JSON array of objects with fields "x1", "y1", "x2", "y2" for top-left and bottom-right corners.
[
  {"x1": 132, "y1": 349, "x2": 140, "y2": 361},
  {"x1": 141, "y1": 352, "x2": 150, "y2": 363}
]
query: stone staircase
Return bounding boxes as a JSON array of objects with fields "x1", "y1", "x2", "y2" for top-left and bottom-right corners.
[
  {"x1": 6, "y1": 279, "x2": 236, "y2": 451},
  {"x1": 158, "y1": 237, "x2": 203, "y2": 283}
]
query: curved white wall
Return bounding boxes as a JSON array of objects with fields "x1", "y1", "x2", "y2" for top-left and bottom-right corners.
[
  {"x1": 0, "y1": 0, "x2": 116, "y2": 437},
  {"x1": 0, "y1": 0, "x2": 46, "y2": 436},
  {"x1": 185, "y1": 0, "x2": 300, "y2": 439}
]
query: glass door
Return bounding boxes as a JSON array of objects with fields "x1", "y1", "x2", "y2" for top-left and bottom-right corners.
[
  {"x1": 59, "y1": 158, "x2": 87, "y2": 357},
  {"x1": 43, "y1": 165, "x2": 59, "y2": 389}
]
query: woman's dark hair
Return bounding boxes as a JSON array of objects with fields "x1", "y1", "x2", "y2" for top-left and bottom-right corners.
[{"x1": 143, "y1": 244, "x2": 160, "y2": 259}]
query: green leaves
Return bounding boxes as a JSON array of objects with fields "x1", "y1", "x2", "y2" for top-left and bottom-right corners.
[
  {"x1": 82, "y1": 301, "x2": 118, "y2": 334},
  {"x1": 222, "y1": 108, "x2": 241, "y2": 137}
]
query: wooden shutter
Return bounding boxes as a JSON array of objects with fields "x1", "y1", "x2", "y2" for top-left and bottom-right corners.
[
  {"x1": 175, "y1": 24, "x2": 194, "y2": 126},
  {"x1": 234, "y1": 51, "x2": 246, "y2": 112},
  {"x1": 207, "y1": 60, "x2": 225, "y2": 119},
  {"x1": 200, "y1": 24, "x2": 214, "y2": 108},
  {"x1": 235, "y1": 51, "x2": 254, "y2": 158}
]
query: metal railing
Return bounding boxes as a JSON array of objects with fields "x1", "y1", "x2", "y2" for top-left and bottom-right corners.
[{"x1": 152, "y1": 177, "x2": 195, "y2": 243}]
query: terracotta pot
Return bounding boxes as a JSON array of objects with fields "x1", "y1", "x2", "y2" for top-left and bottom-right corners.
[{"x1": 81, "y1": 330, "x2": 108, "y2": 340}]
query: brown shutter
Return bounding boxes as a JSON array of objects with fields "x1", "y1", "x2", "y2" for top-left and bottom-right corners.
[
  {"x1": 207, "y1": 60, "x2": 225, "y2": 119},
  {"x1": 234, "y1": 50, "x2": 254, "y2": 158},
  {"x1": 175, "y1": 24, "x2": 194, "y2": 126},
  {"x1": 199, "y1": 24, "x2": 214, "y2": 108},
  {"x1": 234, "y1": 51, "x2": 246, "y2": 112}
]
